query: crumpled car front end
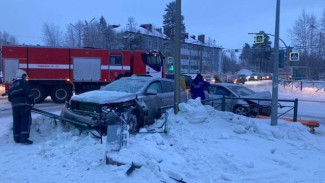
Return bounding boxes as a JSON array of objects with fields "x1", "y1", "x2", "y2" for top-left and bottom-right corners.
[
  {"x1": 60, "y1": 90, "x2": 140, "y2": 128},
  {"x1": 243, "y1": 91, "x2": 272, "y2": 116}
]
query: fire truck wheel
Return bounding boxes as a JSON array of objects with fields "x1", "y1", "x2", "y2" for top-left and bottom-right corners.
[
  {"x1": 31, "y1": 86, "x2": 47, "y2": 103},
  {"x1": 50, "y1": 86, "x2": 72, "y2": 103}
]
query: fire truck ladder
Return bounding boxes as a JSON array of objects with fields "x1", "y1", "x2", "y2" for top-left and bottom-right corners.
[{"x1": 31, "y1": 107, "x2": 92, "y2": 129}]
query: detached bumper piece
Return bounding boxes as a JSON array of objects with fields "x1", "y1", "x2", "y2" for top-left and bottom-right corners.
[{"x1": 31, "y1": 107, "x2": 103, "y2": 130}]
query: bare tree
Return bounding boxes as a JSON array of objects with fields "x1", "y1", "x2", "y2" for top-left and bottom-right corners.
[
  {"x1": 65, "y1": 21, "x2": 84, "y2": 48},
  {"x1": 83, "y1": 19, "x2": 102, "y2": 48},
  {"x1": 289, "y1": 10, "x2": 325, "y2": 79},
  {"x1": 97, "y1": 16, "x2": 117, "y2": 49},
  {"x1": 289, "y1": 10, "x2": 318, "y2": 55},
  {"x1": 42, "y1": 23, "x2": 63, "y2": 47},
  {"x1": 120, "y1": 16, "x2": 143, "y2": 50},
  {"x1": 0, "y1": 31, "x2": 17, "y2": 45}
]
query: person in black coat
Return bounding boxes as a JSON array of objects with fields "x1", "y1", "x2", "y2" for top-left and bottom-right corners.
[
  {"x1": 190, "y1": 74, "x2": 210, "y2": 100},
  {"x1": 8, "y1": 69, "x2": 35, "y2": 145}
]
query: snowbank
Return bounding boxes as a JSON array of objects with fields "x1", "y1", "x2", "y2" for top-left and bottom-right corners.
[{"x1": 0, "y1": 98, "x2": 324, "y2": 183}]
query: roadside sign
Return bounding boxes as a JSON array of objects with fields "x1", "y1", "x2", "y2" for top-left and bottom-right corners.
[
  {"x1": 289, "y1": 52, "x2": 299, "y2": 61},
  {"x1": 254, "y1": 34, "x2": 265, "y2": 44}
]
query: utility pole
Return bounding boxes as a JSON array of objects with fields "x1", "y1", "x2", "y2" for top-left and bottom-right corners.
[
  {"x1": 271, "y1": 0, "x2": 280, "y2": 126},
  {"x1": 174, "y1": 0, "x2": 181, "y2": 114}
]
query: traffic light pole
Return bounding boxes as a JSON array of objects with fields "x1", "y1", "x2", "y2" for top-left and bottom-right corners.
[
  {"x1": 271, "y1": 0, "x2": 280, "y2": 126},
  {"x1": 174, "y1": 0, "x2": 181, "y2": 114}
]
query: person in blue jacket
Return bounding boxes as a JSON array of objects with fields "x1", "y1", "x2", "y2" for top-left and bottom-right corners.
[
  {"x1": 8, "y1": 69, "x2": 35, "y2": 145},
  {"x1": 190, "y1": 74, "x2": 210, "y2": 100}
]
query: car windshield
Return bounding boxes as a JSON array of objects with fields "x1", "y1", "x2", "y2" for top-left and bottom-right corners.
[
  {"x1": 227, "y1": 85, "x2": 255, "y2": 96},
  {"x1": 100, "y1": 77, "x2": 151, "y2": 93}
]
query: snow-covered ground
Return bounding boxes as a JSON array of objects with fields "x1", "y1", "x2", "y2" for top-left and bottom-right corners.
[{"x1": 0, "y1": 84, "x2": 325, "y2": 183}]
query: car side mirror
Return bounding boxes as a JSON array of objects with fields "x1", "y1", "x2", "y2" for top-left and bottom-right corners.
[{"x1": 146, "y1": 89, "x2": 158, "y2": 95}]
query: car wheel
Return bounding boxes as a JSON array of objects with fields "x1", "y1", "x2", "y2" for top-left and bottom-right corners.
[
  {"x1": 50, "y1": 86, "x2": 72, "y2": 103},
  {"x1": 31, "y1": 85, "x2": 48, "y2": 103},
  {"x1": 261, "y1": 106, "x2": 272, "y2": 116},
  {"x1": 233, "y1": 105, "x2": 249, "y2": 116},
  {"x1": 122, "y1": 112, "x2": 139, "y2": 134}
]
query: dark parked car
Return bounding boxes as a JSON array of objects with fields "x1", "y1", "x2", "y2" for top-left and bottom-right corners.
[
  {"x1": 229, "y1": 74, "x2": 247, "y2": 84},
  {"x1": 206, "y1": 83, "x2": 272, "y2": 117},
  {"x1": 61, "y1": 76, "x2": 188, "y2": 133}
]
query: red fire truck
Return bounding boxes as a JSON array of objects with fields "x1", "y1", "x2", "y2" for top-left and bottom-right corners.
[{"x1": 1, "y1": 45, "x2": 164, "y2": 103}]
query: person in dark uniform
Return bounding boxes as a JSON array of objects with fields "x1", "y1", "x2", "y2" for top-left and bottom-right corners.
[
  {"x1": 190, "y1": 74, "x2": 210, "y2": 100},
  {"x1": 8, "y1": 69, "x2": 35, "y2": 145}
]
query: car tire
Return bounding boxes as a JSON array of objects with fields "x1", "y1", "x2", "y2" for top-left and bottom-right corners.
[
  {"x1": 233, "y1": 105, "x2": 249, "y2": 116},
  {"x1": 124, "y1": 112, "x2": 139, "y2": 134},
  {"x1": 261, "y1": 106, "x2": 272, "y2": 116},
  {"x1": 50, "y1": 86, "x2": 72, "y2": 103},
  {"x1": 31, "y1": 85, "x2": 48, "y2": 103}
]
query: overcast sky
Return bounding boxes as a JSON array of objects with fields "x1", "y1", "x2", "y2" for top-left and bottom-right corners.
[{"x1": 0, "y1": 0, "x2": 324, "y2": 50}]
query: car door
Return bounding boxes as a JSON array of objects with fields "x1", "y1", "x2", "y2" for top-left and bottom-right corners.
[
  {"x1": 209, "y1": 85, "x2": 233, "y2": 111},
  {"x1": 160, "y1": 80, "x2": 175, "y2": 106},
  {"x1": 142, "y1": 81, "x2": 163, "y2": 122}
]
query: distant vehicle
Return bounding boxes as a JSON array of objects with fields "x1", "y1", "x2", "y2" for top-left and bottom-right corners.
[
  {"x1": 204, "y1": 76, "x2": 216, "y2": 83},
  {"x1": 61, "y1": 76, "x2": 188, "y2": 133},
  {"x1": 246, "y1": 73, "x2": 262, "y2": 81},
  {"x1": 228, "y1": 74, "x2": 246, "y2": 84},
  {"x1": 206, "y1": 83, "x2": 272, "y2": 117},
  {"x1": 262, "y1": 73, "x2": 273, "y2": 80},
  {"x1": 165, "y1": 73, "x2": 192, "y2": 89}
]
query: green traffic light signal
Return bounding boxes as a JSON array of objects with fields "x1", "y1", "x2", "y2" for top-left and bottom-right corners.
[{"x1": 169, "y1": 64, "x2": 174, "y2": 71}]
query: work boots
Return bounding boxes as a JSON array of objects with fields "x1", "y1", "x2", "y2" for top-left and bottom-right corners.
[{"x1": 20, "y1": 139, "x2": 33, "y2": 145}]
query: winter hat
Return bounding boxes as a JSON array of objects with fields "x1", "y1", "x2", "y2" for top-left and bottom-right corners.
[
  {"x1": 195, "y1": 74, "x2": 203, "y2": 80},
  {"x1": 15, "y1": 69, "x2": 27, "y2": 80}
]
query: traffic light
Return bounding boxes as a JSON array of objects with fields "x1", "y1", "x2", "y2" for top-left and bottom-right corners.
[
  {"x1": 254, "y1": 34, "x2": 265, "y2": 44},
  {"x1": 289, "y1": 52, "x2": 299, "y2": 61},
  {"x1": 168, "y1": 64, "x2": 174, "y2": 71}
]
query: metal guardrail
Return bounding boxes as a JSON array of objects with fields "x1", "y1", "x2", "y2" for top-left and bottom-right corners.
[
  {"x1": 281, "y1": 80, "x2": 325, "y2": 91},
  {"x1": 203, "y1": 96, "x2": 298, "y2": 121}
]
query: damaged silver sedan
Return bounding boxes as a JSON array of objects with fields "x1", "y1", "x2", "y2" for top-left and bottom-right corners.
[{"x1": 61, "y1": 76, "x2": 187, "y2": 133}]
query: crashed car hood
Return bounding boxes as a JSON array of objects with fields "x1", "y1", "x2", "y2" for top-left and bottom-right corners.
[
  {"x1": 71, "y1": 90, "x2": 138, "y2": 104},
  {"x1": 243, "y1": 91, "x2": 271, "y2": 99}
]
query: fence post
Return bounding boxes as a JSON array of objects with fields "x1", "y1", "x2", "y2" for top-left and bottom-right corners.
[
  {"x1": 293, "y1": 98, "x2": 298, "y2": 122},
  {"x1": 222, "y1": 95, "x2": 226, "y2": 111}
]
